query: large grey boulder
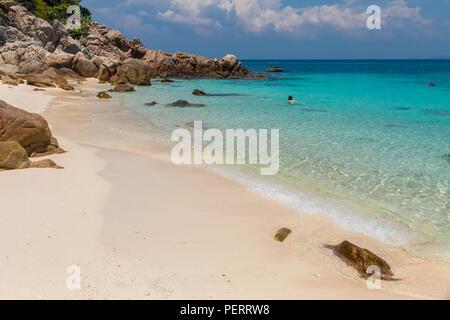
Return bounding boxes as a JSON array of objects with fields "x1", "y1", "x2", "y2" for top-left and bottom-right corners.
[{"x1": 72, "y1": 52, "x2": 98, "y2": 77}]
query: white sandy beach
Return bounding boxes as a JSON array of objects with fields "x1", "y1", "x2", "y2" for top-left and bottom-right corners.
[{"x1": 0, "y1": 82, "x2": 449, "y2": 300}]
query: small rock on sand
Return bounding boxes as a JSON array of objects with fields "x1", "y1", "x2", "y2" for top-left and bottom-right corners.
[
  {"x1": 97, "y1": 91, "x2": 112, "y2": 99},
  {"x1": 274, "y1": 228, "x2": 292, "y2": 242}
]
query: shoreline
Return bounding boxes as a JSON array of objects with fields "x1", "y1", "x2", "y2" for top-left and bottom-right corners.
[{"x1": 1, "y1": 81, "x2": 449, "y2": 299}]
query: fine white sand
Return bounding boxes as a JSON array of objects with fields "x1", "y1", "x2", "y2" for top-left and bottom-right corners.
[{"x1": 0, "y1": 83, "x2": 449, "y2": 300}]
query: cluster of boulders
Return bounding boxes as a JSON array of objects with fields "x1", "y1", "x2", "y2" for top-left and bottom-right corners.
[
  {"x1": 0, "y1": 3, "x2": 256, "y2": 90},
  {"x1": 0, "y1": 100, "x2": 64, "y2": 170}
]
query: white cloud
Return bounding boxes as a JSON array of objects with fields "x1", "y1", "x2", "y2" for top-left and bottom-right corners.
[{"x1": 157, "y1": 0, "x2": 431, "y2": 34}]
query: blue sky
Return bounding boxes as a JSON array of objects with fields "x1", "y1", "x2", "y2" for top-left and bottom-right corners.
[{"x1": 83, "y1": 0, "x2": 450, "y2": 59}]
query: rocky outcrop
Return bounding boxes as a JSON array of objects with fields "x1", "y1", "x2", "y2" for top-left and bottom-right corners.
[
  {"x1": 0, "y1": 100, "x2": 64, "y2": 157},
  {"x1": 0, "y1": 141, "x2": 62, "y2": 170},
  {"x1": 0, "y1": 3, "x2": 259, "y2": 90},
  {"x1": 142, "y1": 50, "x2": 248, "y2": 79},
  {"x1": 79, "y1": 22, "x2": 146, "y2": 60},
  {"x1": 326, "y1": 241, "x2": 394, "y2": 280},
  {"x1": 167, "y1": 100, "x2": 205, "y2": 108}
]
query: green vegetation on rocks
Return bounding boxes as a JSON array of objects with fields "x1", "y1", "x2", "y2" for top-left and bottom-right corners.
[{"x1": 15, "y1": 0, "x2": 91, "y2": 38}]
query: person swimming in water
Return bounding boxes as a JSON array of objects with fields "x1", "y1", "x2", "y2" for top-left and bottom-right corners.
[{"x1": 288, "y1": 96, "x2": 299, "y2": 104}]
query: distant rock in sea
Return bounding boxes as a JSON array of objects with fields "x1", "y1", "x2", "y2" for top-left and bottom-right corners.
[
  {"x1": 192, "y1": 89, "x2": 206, "y2": 96},
  {"x1": 266, "y1": 66, "x2": 283, "y2": 72},
  {"x1": 167, "y1": 100, "x2": 205, "y2": 108}
]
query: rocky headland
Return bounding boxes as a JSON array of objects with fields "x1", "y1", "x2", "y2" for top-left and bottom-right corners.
[{"x1": 0, "y1": 1, "x2": 255, "y2": 89}]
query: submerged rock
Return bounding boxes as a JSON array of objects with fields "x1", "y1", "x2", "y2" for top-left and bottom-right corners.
[
  {"x1": 167, "y1": 100, "x2": 205, "y2": 108},
  {"x1": 266, "y1": 66, "x2": 283, "y2": 72},
  {"x1": 0, "y1": 100, "x2": 65, "y2": 157},
  {"x1": 193, "y1": 89, "x2": 206, "y2": 96},
  {"x1": 97, "y1": 91, "x2": 112, "y2": 99},
  {"x1": 109, "y1": 84, "x2": 135, "y2": 92},
  {"x1": 144, "y1": 101, "x2": 158, "y2": 106},
  {"x1": 326, "y1": 241, "x2": 394, "y2": 280},
  {"x1": 274, "y1": 228, "x2": 292, "y2": 242},
  {"x1": 442, "y1": 154, "x2": 450, "y2": 162}
]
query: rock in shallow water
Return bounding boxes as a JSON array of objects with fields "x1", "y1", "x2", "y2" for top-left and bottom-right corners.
[
  {"x1": 326, "y1": 241, "x2": 394, "y2": 280},
  {"x1": 193, "y1": 89, "x2": 206, "y2": 96},
  {"x1": 167, "y1": 100, "x2": 206, "y2": 108},
  {"x1": 274, "y1": 228, "x2": 292, "y2": 242},
  {"x1": 97, "y1": 91, "x2": 112, "y2": 99},
  {"x1": 442, "y1": 154, "x2": 450, "y2": 162},
  {"x1": 109, "y1": 84, "x2": 135, "y2": 92},
  {"x1": 266, "y1": 66, "x2": 283, "y2": 72},
  {"x1": 144, "y1": 101, "x2": 158, "y2": 106}
]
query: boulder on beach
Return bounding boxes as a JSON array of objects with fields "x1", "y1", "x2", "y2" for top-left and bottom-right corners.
[
  {"x1": 274, "y1": 228, "x2": 292, "y2": 242},
  {"x1": 192, "y1": 89, "x2": 206, "y2": 96},
  {"x1": 109, "y1": 84, "x2": 135, "y2": 92},
  {"x1": 0, "y1": 141, "x2": 62, "y2": 170},
  {"x1": 167, "y1": 100, "x2": 206, "y2": 108},
  {"x1": 0, "y1": 100, "x2": 65, "y2": 157},
  {"x1": 266, "y1": 66, "x2": 283, "y2": 72},
  {"x1": 72, "y1": 52, "x2": 99, "y2": 78},
  {"x1": 23, "y1": 74, "x2": 56, "y2": 88},
  {"x1": 2, "y1": 75, "x2": 22, "y2": 86},
  {"x1": 0, "y1": 141, "x2": 32, "y2": 170},
  {"x1": 97, "y1": 91, "x2": 112, "y2": 99},
  {"x1": 144, "y1": 101, "x2": 158, "y2": 106},
  {"x1": 326, "y1": 241, "x2": 394, "y2": 280},
  {"x1": 115, "y1": 59, "x2": 151, "y2": 86}
]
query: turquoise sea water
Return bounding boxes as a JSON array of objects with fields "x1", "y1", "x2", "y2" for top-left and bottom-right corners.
[{"x1": 112, "y1": 60, "x2": 449, "y2": 259}]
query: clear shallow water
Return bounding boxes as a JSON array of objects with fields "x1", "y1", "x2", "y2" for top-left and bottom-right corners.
[{"x1": 111, "y1": 60, "x2": 449, "y2": 259}]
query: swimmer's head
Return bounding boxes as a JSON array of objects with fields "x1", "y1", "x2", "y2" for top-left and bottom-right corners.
[{"x1": 288, "y1": 96, "x2": 293, "y2": 101}]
